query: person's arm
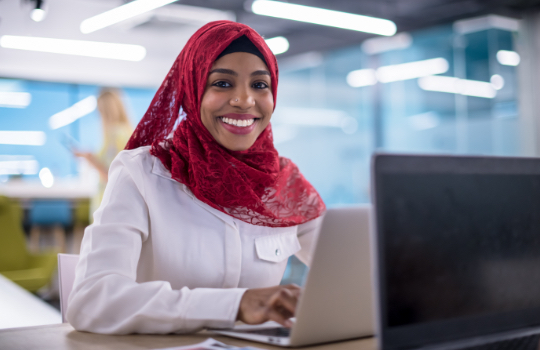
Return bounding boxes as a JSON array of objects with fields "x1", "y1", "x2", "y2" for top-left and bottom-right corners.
[
  {"x1": 73, "y1": 151, "x2": 109, "y2": 181},
  {"x1": 234, "y1": 215, "x2": 325, "y2": 327},
  {"x1": 67, "y1": 152, "x2": 247, "y2": 334}
]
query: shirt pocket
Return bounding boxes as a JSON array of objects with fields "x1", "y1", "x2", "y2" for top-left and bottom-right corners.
[{"x1": 255, "y1": 231, "x2": 301, "y2": 263}]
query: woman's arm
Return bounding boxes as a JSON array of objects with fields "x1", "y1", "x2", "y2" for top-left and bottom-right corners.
[
  {"x1": 73, "y1": 151, "x2": 109, "y2": 181},
  {"x1": 67, "y1": 152, "x2": 246, "y2": 334}
]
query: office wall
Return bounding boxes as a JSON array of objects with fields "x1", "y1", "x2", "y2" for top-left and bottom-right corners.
[{"x1": 0, "y1": 18, "x2": 522, "y2": 208}]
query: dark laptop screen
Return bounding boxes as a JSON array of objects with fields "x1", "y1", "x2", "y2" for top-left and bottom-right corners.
[{"x1": 374, "y1": 155, "x2": 540, "y2": 349}]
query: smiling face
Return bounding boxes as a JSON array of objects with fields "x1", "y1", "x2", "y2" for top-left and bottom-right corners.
[{"x1": 200, "y1": 52, "x2": 274, "y2": 151}]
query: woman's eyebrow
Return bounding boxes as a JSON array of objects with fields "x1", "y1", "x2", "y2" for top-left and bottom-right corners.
[
  {"x1": 209, "y1": 68, "x2": 237, "y2": 76},
  {"x1": 251, "y1": 70, "x2": 270, "y2": 77},
  {"x1": 208, "y1": 68, "x2": 270, "y2": 77}
]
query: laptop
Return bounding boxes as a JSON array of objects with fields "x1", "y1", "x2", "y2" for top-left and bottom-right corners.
[
  {"x1": 213, "y1": 205, "x2": 374, "y2": 347},
  {"x1": 371, "y1": 153, "x2": 540, "y2": 350}
]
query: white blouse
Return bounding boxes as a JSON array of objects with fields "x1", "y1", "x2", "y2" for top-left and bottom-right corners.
[{"x1": 67, "y1": 146, "x2": 322, "y2": 334}]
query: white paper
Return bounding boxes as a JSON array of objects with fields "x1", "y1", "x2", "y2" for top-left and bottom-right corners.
[{"x1": 155, "y1": 337, "x2": 265, "y2": 350}]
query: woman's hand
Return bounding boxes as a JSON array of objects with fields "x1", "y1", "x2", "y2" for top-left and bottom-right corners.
[
  {"x1": 73, "y1": 150, "x2": 93, "y2": 160},
  {"x1": 72, "y1": 151, "x2": 109, "y2": 182},
  {"x1": 237, "y1": 284, "x2": 301, "y2": 328}
]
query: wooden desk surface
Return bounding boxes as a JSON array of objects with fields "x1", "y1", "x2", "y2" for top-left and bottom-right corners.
[{"x1": 0, "y1": 323, "x2": 376, "y2": 350}]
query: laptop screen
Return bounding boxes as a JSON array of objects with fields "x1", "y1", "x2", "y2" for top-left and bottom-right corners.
[{"x1": 373, "y1": 154, "x2": 540, "y2": 350}]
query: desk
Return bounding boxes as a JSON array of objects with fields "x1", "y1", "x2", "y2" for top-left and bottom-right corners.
[
  {"x1": 0, "y1": 323, "x2": 375, "y2": 350},
  {"x1": 0, "y1": 275, "x2": 61, "y2": 330}
]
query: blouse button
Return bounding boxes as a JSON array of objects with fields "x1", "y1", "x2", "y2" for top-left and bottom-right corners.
[{"x1": 275, "y1": 248, "x2": 281, "y2": 256}]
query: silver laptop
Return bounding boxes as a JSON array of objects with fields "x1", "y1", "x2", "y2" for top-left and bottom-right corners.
[
  {"x1": 213, "y1": 205, "x2": 374, "y2": 347},
  {"x1": 372, "y1": 153, "x2": 540, "y2": 350}
]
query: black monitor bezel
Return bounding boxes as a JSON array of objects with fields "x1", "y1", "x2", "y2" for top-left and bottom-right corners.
[{"x1": 372, "y1": 153, "x2": 540, "y2": 350}]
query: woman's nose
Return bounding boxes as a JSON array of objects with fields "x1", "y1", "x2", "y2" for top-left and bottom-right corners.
[{"x1": 230, "y1": 89, "x2": 255, "y2": 109}]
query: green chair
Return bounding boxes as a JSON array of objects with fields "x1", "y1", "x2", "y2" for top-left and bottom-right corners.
[{"x1": 0, "y1": 196, "x2": 57, "y2": 293}]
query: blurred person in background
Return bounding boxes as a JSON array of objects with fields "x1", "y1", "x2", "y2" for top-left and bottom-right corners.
[
  {"x1": 73, "y1": 88, "x2": 132, "y2": 214},
  {"x1": 66, "y1": 21, "x2": 326, "y2": 335}
]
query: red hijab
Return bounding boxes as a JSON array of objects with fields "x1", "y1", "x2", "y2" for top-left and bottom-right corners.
[{"x1": 125, "y1": 21, "x2": 325, "y2": 227}]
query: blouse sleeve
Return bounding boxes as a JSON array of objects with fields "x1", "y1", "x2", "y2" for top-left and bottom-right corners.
[
  {"x1": 294, "y1": 215, "x2": 324, "y2": 267},
  {"x1": 66, "y1": 152, "x2": 247, "y2": 334}
]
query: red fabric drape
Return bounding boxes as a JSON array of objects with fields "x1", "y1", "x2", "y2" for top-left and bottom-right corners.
[{"x1": 125, "y1": 21, "x2": 325, "y2": 227}]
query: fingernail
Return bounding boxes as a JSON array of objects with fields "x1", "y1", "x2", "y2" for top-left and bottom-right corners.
[{"x1": 285, "y1": 320, "x2": 293, "y2": 328}]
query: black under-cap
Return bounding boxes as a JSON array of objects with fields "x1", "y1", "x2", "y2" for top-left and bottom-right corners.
[{"x1": 216, "y1": 35, "x2": 267, "y2": 65}]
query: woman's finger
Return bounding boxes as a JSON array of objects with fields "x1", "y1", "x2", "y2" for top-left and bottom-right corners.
[
  {"x1": 268, "y1": 288, "x2": 299, "y2": 318},
  {"x1": 266, "y1": 306, "x2": 294, "y2": 328}
]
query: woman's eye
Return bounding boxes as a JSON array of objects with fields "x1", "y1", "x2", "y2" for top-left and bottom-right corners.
[
  {"x1": 213, "y1": 81, "x2": 231, "y2": 88},
  {"x1": 253, "y1": 81, "x2": 269, "y2": 89}
]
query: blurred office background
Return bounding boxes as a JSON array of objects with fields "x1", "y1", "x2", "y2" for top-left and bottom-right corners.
[{"x1": 2, "y1": 0, "x2": 540, "y2": 329}]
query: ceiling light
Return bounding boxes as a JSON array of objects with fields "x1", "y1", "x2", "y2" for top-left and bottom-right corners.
[
  {"x1": 361, "y1": 32, "x2": 412, "y2": 55},
  {"x1": 39, "y1": 167, "x2": 54, "y2": 188},
  {"x1": 152, "y1": 4, "x2": 235, "y2": 25},
  {"x1": 0, "y1": 156, "x2": 39, "y2": 175},
  {"x1": 497, "y1": 50, "x2": 520, "y2": 66},
  {"x1": 490, "y1": 74, "x2": 505, "y2": 90},
  {"x1": 0, "y1": 35, "x2": 146, "y2": 61},
  {"x1": 0, "y1": 92, "x2": 32, "y2": 108},
  {"x1": 80, "y1": 0, "x2": 178, "y2": 34},
  {"x1": 346, "y1": 69, "x2": 377, "y2": 87},
  {"x1": 265, "y1": 36, "x2": 289, "y2": 55},
  {"x1": 49, "y1": 96, "x2": 97, "y2": 130},
  {"x1": 252, "y1": 0, "x2": 396, "y2": 36},
  {"x1": 30, "y1": 0, "x2": 46, "y2": 22},
  {"x1": 418, "y1": 76, "x2": 497, "y2": 99},
  {"x1": 31, "y1": 9, "x2": 46, "y2": 22},
  {"x1": 376, "y1": 58, "x2": 449, "y2": 83},
  {"x1": 0, "y1": 131, "x2": 46, "y2": 146}
]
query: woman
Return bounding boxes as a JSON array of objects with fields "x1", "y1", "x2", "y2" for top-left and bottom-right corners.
[
  {"x1": 67, "y1": 21, "x2": 326, "y2": 334},
  {"x1": 74, "y1": 88, "x2": 132, "y2": 214}
]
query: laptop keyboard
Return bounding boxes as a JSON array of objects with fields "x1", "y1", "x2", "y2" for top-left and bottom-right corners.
[
  {"x1": 243, "y1": 327, "x2": 291, "y2": 338},
  {"x1": 458, "y1": 334, "x2": 540, "y2": 350}
]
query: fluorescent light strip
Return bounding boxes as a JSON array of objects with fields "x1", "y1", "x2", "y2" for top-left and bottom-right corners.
[
  {"x1": 377, "y1": 58, "x2": 448, "y2": 83},
  {"x1": 347, "y1": 58, "x2": 449, "y2": 87},
  {"x1": 265, "y1": 36, "x2": 289, "y2": 55},
  {"x1": 497, "y1": 50, "x2": 520, "y2": 66},
  {"x1": 49, "y1": 96, "x2": 97, "y2": 130},
  {"x1": 0, "y1": 36, "x2": 146, "y2": 62},
  {"x1": 0, "y1": 92, "x2": 31, "y2": 108},
  {"x1": 152, "y1": 4, "x2": 235, "y2": 25},
  {"x1": 252, "y1": 0, "x2": 396, "y2": 36},
  {"x1": 361, "y1": 32, "x2": 412, "y2": 55},
  {"x1": 0, "y1": 131, "x2": 46, "y2": 146},
  {"x1": 0, "y1": 159, "x2": 39, "y2": 175},
  {"x1": 418, "y1": 76, "x2": 496, "y2": 99},
  {"x1": 81, "y1": 0, "x2": 177, "y2": 34},
  {"x1": 347, "y1": 69, "x2": 377, "y2": 87}
]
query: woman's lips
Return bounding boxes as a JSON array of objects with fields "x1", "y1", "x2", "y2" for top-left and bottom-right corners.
[{"x1": 218, "y1": 114, "x2": 259, "y2": 135}]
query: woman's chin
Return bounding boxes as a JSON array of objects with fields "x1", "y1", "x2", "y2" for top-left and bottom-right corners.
[{"x1": 221, "y1": 140, "x2": 255, "y2": 152}]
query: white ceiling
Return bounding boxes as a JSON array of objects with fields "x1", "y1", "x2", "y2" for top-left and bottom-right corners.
[
  {"x1": 0, "y1": 0, "x2": 216, "y2": 87},
  {"x1": 1, "y1": 0, "x2": 539, "y2": 88}
]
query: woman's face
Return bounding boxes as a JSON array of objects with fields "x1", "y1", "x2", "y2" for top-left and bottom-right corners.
[{"x1": 201, "y1": 52, "x2": 274, "y2": 151}]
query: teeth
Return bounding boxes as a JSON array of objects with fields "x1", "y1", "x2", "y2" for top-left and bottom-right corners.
[{"x1": 221, "y1": 118, "x2": 255, "y2": 127}]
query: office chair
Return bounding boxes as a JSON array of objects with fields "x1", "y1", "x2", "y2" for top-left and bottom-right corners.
[
  {"x1": 57, "y1": 253, "x2": 79, "y2": 323},
  {"x1": 72, "y1": 199, "x2": 90, "y2": 254},
  {"x1": 0, "y1": 196, "x2": 57, "y2": 292},
  {"x1": 29, "y1": 200, "x2": 72, "y2": 253}
]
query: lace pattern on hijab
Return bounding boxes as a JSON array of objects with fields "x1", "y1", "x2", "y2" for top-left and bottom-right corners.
[{"x1": 126, "y1": 20, "x2": 325, "y2": 227}]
